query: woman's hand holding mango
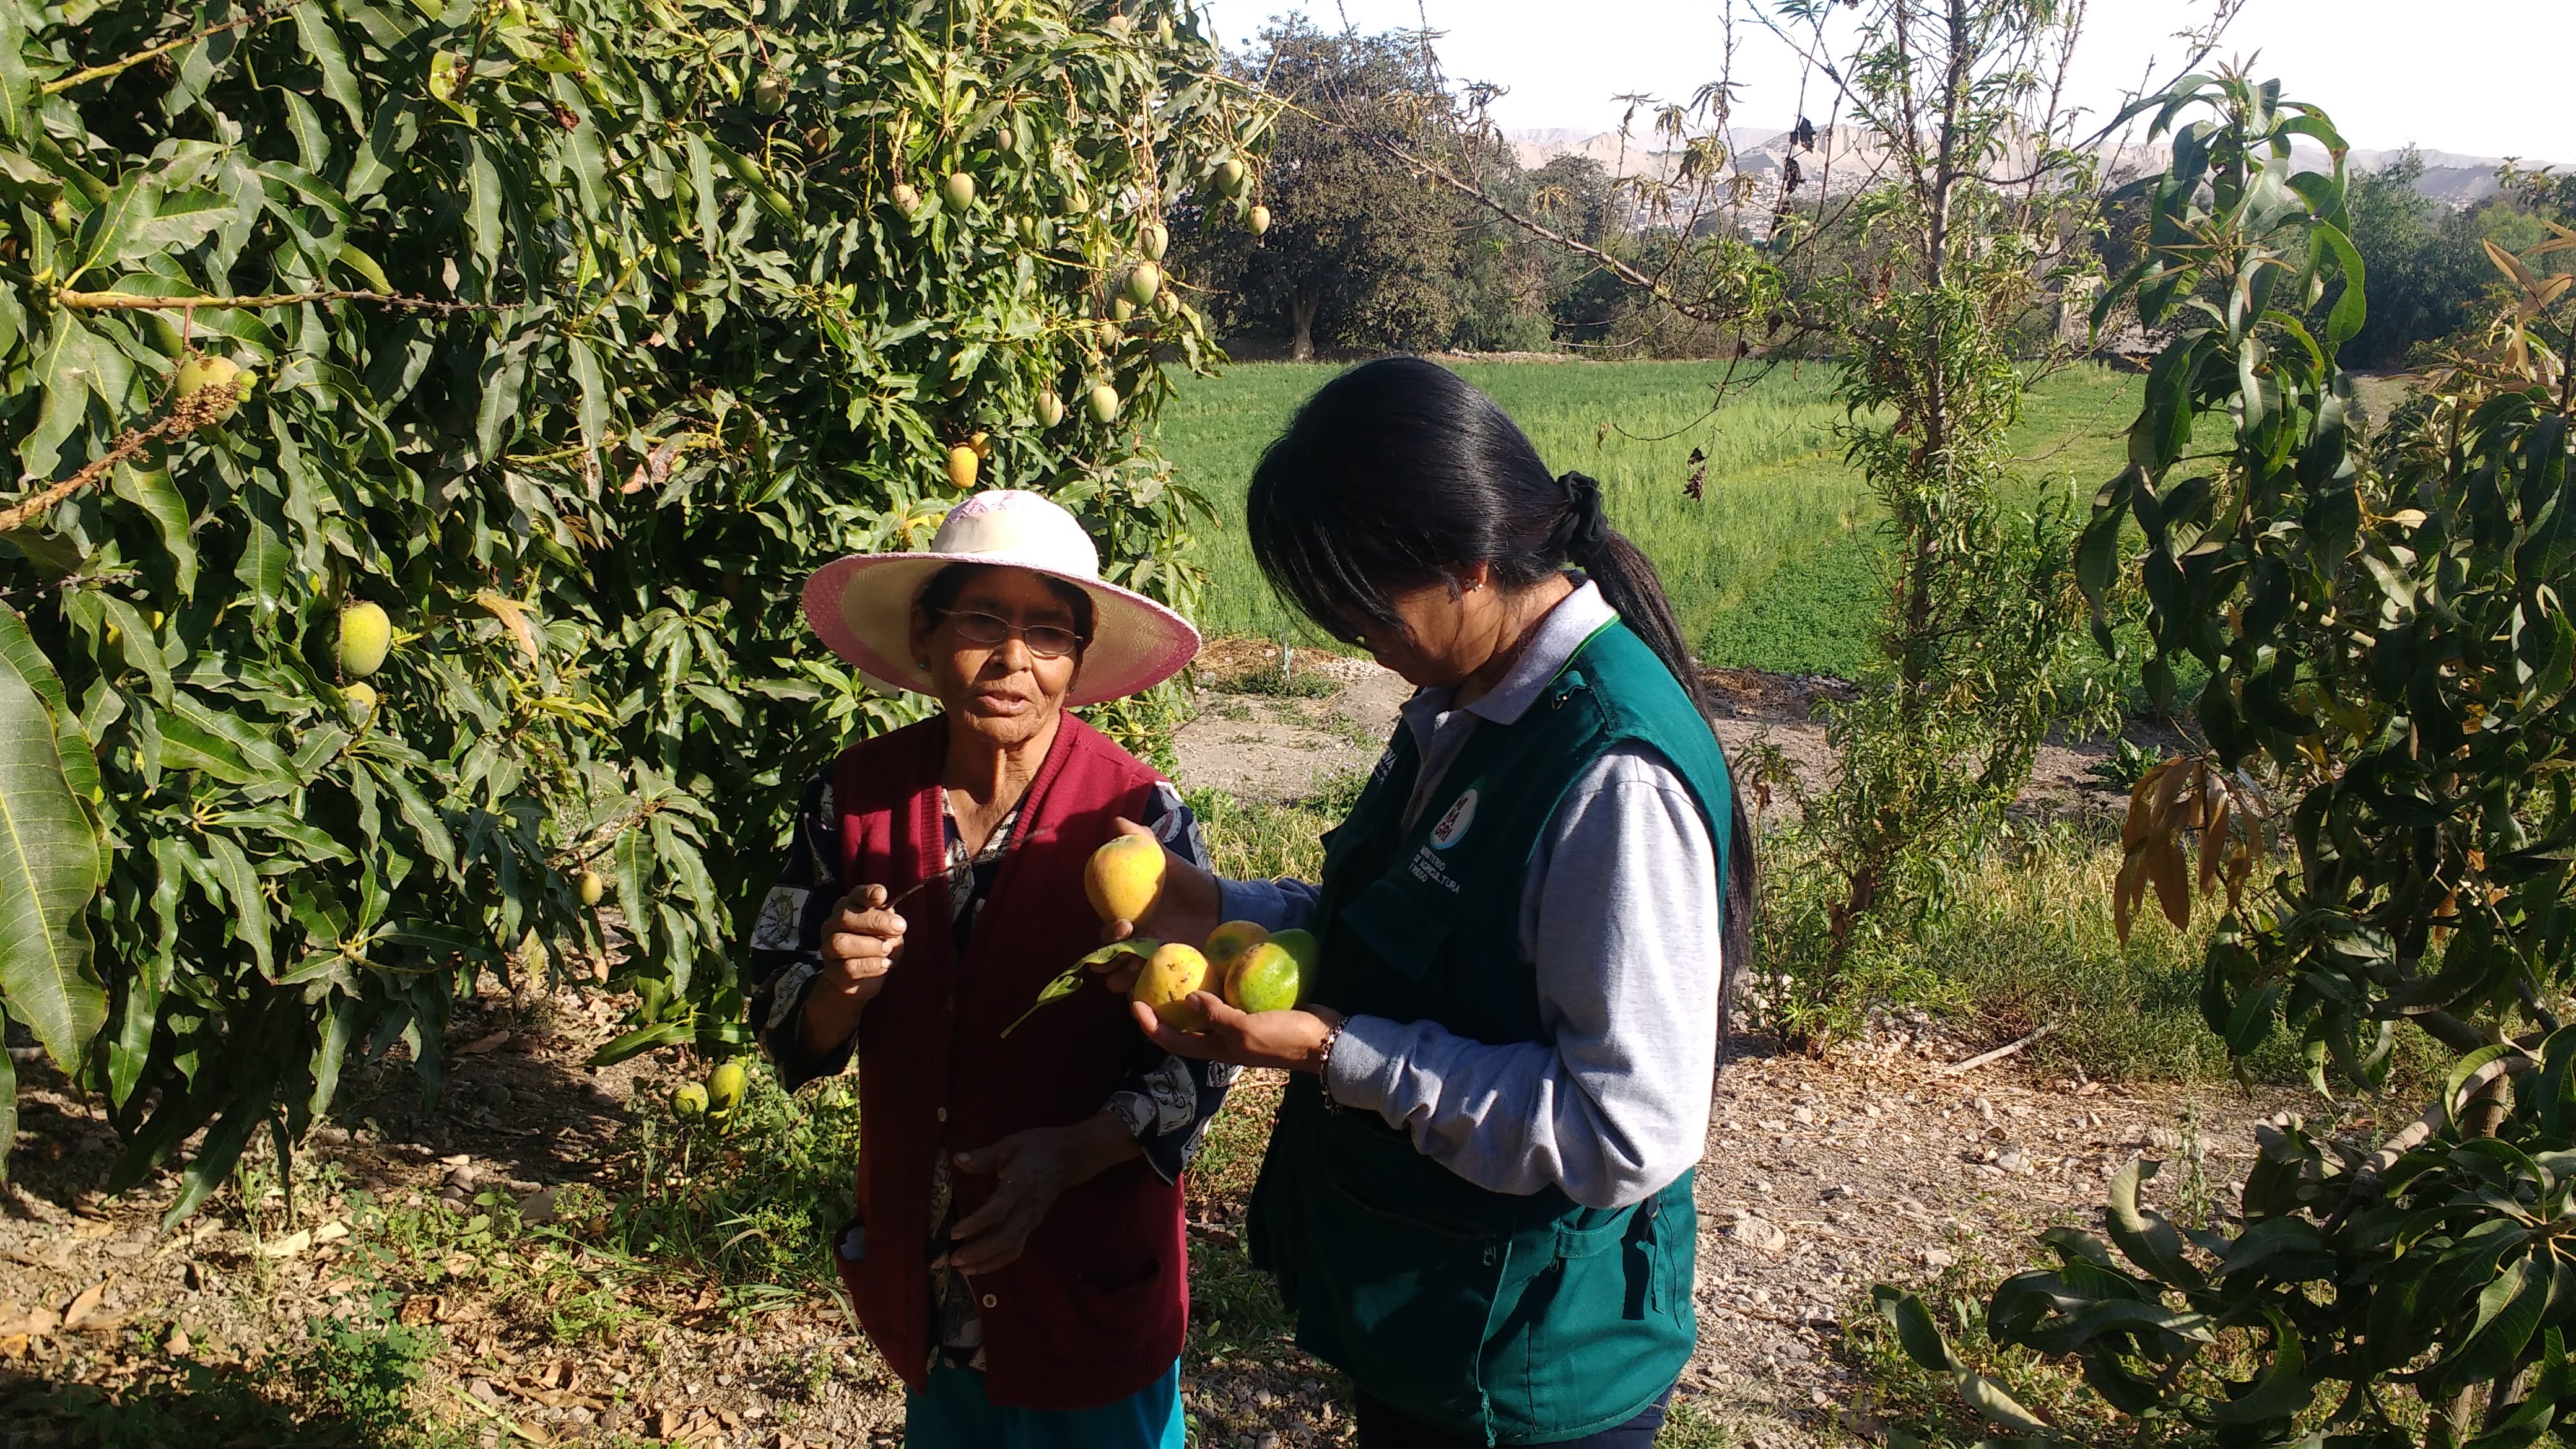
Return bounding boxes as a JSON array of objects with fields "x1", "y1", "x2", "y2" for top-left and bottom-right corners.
[
  {"x1": 1130, "y1": 994, "x2": 1346, "y2": 1075},
  {"x1": 1088, "y1": 816, "x2": 1221, "y2": 993},
  {"x1": 802, "y1": 883, "x2": 907, "y2": 1054}
]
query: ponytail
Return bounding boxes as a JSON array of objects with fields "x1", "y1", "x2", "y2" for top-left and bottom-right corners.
[
  {"x1": 1248, "y1": 358, "x2": 1759, "y2": 1058},
  {"x1": 1549, "y1": 473, "x2": 1758, "y2": 1051}
]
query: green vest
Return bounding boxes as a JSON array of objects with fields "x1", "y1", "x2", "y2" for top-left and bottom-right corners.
[{"x1": 1247, "y1": 620, "x2": 1734, "y2": 1444}]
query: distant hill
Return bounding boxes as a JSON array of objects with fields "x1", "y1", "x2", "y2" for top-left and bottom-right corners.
[{"x1": 1502, "y1": 127, "x2": 2563, "y2": 211}]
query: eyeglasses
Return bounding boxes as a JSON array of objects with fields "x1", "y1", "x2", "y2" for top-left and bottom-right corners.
[{"x1": 936, "y1": 609, "x2": 1087, "y2": 659}]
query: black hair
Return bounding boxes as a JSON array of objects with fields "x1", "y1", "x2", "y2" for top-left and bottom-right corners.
[
  {"x1": 916, "y1": 562, "x2": 1095, "y2": 648},
  {"x1": 1246, "y1": 356, "x2": 1757, "y2": 1055}
]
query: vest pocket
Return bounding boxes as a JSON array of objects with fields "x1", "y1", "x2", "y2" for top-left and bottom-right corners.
[
  {"x1": 1495, "y1": 1183, "x2": 1697, "y2": 1438},
  {"x1": 1337, "y1": 879, "x2": 1454, "y2": 984},
  {"x1": 1303, "y1": 1166, "x2": 1509, "y2": 1432}
]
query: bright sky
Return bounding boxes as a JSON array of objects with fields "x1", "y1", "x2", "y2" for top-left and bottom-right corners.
[{"x1": 1199, "y1": 0, "x2": 2575, "y2": 165}]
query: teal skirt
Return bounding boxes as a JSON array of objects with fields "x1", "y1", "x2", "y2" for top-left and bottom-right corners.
[{"x1": 904, "y1": 1357, "x2": 1185, "y2": 1449}]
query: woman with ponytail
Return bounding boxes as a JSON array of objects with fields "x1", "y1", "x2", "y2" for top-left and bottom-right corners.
[{"x1": 1095, "y1": 356, "x2": 1756, "y2": 1447}]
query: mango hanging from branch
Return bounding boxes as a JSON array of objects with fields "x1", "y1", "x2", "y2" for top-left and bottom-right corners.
[{"x1": 337, "y1": 602, "x2": 393, "y2": 679}]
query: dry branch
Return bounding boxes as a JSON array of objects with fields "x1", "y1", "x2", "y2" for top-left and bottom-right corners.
[
  {"x1": 0, "y1": 384, "x2": 240, "y2": 534},
  {"x1": 1943, "y1": 1021, "x2": 2059, "y2": 1075}
]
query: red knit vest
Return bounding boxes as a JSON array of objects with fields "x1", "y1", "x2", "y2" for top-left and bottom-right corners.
[{"x1": 829, "y1": 713, "x2": 1187, "y2": 1409}]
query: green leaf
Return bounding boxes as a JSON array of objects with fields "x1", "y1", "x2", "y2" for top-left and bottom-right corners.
[
  {"x1": 465, "y1": 140, "x2": 503, "y2": 273},
  {"x1": 2206, "y1": 1308, "x2": 2313, "y2": 1425},
  {"x1": 567, "y1": 335, "x2": 610, "y2": 455},
  {"x1": 1873, "y1": 1286, "x2": 1961, "y2": 1372},
  {"x1": 2107, "y1": 1159, "x2": 2206, "y2": 1289},
  {"x1": 2443, "y1": 1042, "x2": 2528, "y2": 1136},
  {"x1": 590, "y1": 1018, "x2": 692, "y2": 1066},
  {"x1": 0, "y1": 637, "x2": 105, "y2": 1073},
  {"x1": 19, "y1": 312, "x2": 98, "y2": 482},
  {"x1": 289, "y1": 4, "x2": 369, "y2": 128},
  {"x1": 110, "y1": 462, "x2": 198, "y2": 596}
]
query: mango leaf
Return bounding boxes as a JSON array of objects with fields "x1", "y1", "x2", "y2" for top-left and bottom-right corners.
[
  {"x1": 0, "y1": 637, "x2": 104, "y2": 1072},
  {"x1": 590, "y1": 1018, "x2": 694, "y2": 1066}
]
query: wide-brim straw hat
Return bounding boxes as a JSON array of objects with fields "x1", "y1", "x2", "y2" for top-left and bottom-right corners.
[{"x1": 801, "y1": 490, "x2": 1201, "y2": 707}]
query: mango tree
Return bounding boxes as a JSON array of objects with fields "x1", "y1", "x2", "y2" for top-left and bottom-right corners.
[
  {"x1": 0, "y1": 0, "x2": 1263, "y2": 1215},
  {"x1": 1879, "y1": 72, "x2": 2576, "y2": 1447}
]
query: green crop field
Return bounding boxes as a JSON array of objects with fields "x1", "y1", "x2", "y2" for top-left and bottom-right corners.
[{"x1": 1154, "y1": 359, "x2": 2139, "y2": 679}]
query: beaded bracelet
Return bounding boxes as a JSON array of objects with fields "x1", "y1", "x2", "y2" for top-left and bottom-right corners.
[{"x1": 1313, "y1": 1016, "x2": 1347, "y2": 1102}]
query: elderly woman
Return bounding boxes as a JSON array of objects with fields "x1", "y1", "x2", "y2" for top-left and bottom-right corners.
[{"x1": 745, "y1": 490, "x2": 1224, "y2": 1448}]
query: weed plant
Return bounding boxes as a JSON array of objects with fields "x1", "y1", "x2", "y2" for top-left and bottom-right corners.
[
  {"x1": 600, "y1": 1068, "x2": 864, "y2": 1300},
  {"x1": 14, "y1": 1305, "x2": 456, "y2": 1447}
]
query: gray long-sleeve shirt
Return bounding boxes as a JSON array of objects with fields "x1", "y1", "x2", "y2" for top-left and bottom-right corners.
[{"x1": 1217, "y1": 582, "x2": 1723, "y2": 1209}]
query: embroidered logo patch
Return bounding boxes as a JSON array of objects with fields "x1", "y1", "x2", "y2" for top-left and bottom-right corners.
[{"x1": 1430, "y1": 788, "x2": 1479, "y2": 850}]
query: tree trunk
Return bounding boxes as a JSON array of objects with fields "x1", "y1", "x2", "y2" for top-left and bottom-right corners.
[{"x1": 1290, "y1": 291, "x2": 1320, "y2": 361}]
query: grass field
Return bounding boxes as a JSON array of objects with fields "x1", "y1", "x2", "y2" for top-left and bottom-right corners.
[{"x1": 1154, "y1": 359, "x2": 2140, "y2": 679}]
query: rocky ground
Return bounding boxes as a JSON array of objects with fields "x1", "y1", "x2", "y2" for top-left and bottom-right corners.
[
  {"x1": 0, "y1": 655, "x2": 2260, "y2": 1447},
  {"x1": 0, "y1": 1001, "x2": 2302, "y2": 1448}
]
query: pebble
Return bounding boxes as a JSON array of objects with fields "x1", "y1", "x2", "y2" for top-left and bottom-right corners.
[{"x1": 1725, "y1": 1216, "x2": 1788, "y2": 1253}]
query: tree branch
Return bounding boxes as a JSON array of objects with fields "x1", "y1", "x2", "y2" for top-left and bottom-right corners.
[
  {"x1": 58, "y1": 288, "x2": 514, "y2": 316},
  {"x1": 0, "y1": 384, "x2": 240, "y2": 533},
  {"x1": 41, "y1": 0, "x2": 313, "y2": 96}
]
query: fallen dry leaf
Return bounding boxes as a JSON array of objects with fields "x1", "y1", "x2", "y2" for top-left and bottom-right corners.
[
  {"x1": 58, "y1": 1282, "x2": 104, "y2": 1329},
  {"x1": 258, "y1": 1230, "x2": 313, "y2": 1258},
  {"x1": 457, "y1": 1029, "x2": 513, "y2": 1056}
]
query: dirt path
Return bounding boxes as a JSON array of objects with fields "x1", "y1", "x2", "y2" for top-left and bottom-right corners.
[{"x1": 1678, "y1": 1033, "x2": 2294, "y2": 1444}]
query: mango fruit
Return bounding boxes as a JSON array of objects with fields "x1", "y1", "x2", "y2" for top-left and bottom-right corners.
[
  {"x1": 1139, "y1": 220, "x2": 1169, "y2": 261},
  {"x1": 1248, "y1": 204, "x2": 1272, "y2": 236},
  {"x1": 1124, "y1": 259, "x2": 1161, "y2": 308},
  {"x1": 706, "y1": 1060, "x2": 747, "y2": 1120},
  {"x1": 890, "y1": 183, "x2": 921, "y2": 217},
  {"x1": 1036, "y1": 389, "x2": 1066, "y2": 428},
  {"x1": 1227, "y1": 929, "x2": 1315, "y2": 1013},
  {"x1": 942, "y1": 172, "x2": 976, "y2": 210},
  {"x1": 1130, "y1": 942, "x2": 1211, "y2": 1031},
  {"x1": 342, "y1": 681, "x2": 378, "y2": 724},
  {"x1": 945, "y1": 443, "x2": 978, "y2": 490},
  {"x1": 1203, "y1": 920, "x2": 1267, "y2": 974},
  {"x1": 671, "y1": 1081, "x2": 708, "y2": 1119},
  {"x1": 1087, "y1": 383, "x2": 1121, "y2": 425},
  {"x1": 1214, "y1": 157, "x2": 1247, "y2": 196},
  {"x1": 337, "y1": 601, "x2": 393, "y2": 679},
  {"x1": 577, "y1": 869, "x2": 606, "y2": 907},
  {"x1": 175, "y1": 355, "x2": 251, "y2": 426},
  {"x1": 1086, "y1": 833, "x2": 1165, "y2": 923}
]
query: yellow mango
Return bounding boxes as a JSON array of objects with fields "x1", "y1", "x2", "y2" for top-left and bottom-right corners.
[
  {"x1": 1130, "y1": 942, "x2": 1211, "y2": 1032},
  {"x1": 1085, "y1": 833, "x2": 1165, "y2": 923}
]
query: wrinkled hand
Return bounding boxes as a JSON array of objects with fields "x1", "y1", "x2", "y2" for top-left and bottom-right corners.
[
  {"x1": 945, "y1": 1115, "x2": 1138, "y2": 1276},
  {"x1": 1130, "y1": 995, "x2": 1346, "y2": 1075},
  {"x1": 1091, "y1": 817, "x2": 1222, "y2": 992},
  {"x1": 801, "y1": 884, "x2": 905, "y2": 1055}
]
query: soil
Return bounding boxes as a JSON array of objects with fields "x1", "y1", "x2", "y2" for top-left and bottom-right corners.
[{"x1": 1, "y1": 651, "x2": 2259, "y2": 1448}]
